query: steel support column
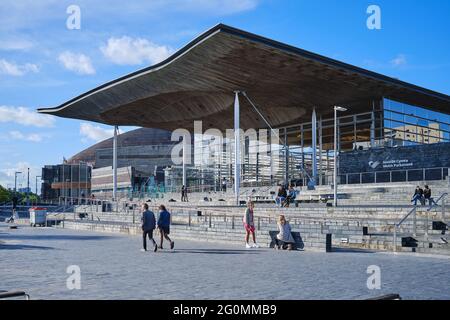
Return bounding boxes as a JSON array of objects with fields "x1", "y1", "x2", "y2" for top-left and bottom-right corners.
[
  {"x1": 234, "y1": 91, "x2": 241, "y2": 205},
  {"x1": 182, "y1": 136, "x2": 187, "y2": 187},
  {"x1": 113, "y1": 125, "x2": 118, "y2": 200},
  {"x1": 311, "y1": 108, "x2": 317, "y2": 185}
]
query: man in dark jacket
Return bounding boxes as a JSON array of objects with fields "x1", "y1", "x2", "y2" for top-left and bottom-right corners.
[
  {"x1": 411, "y1": 186, "x2": 424, "y2": 206},
  {"x1": 157, "y1": 205, "x2": 174, "y2": 250},
  {"x1": 423, "y1": 185, "x2": 437, "y2": 206},
  {"x1": 141, "y1": 203, "x2": 157, "y2": 252}
]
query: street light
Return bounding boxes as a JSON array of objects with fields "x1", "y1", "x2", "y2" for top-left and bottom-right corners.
[
  {"x1": 14, "y1": 171, "x2": 22, "y2": 193},
  {"x1": 333, "y1": 106, "x2": 348, "y2": 207}
]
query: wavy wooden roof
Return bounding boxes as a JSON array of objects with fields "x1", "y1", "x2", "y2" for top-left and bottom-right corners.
[{"x1": 38, "y1": 24, "x2": 450, "y2": 132}]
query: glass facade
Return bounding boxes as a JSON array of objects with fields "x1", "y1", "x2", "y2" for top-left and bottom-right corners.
[{"x1": 383, "y1": 98, "x2": 450, "y2": 147}]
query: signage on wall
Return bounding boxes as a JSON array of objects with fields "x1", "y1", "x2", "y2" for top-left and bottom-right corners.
[
  {"x1": 339, "y1": 143, "x2": 450, "y2": 175},
  {"x1": 378, "y1": 159, "x2": 414, "y2": 170}
]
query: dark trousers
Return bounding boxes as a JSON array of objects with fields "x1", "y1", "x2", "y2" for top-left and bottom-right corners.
[
  {"x1": 143, "y1": 229, "x2": 156, "y2": 251},
  {"x1": 158, "y1": 227, "x2": 172, "y2": 247}
]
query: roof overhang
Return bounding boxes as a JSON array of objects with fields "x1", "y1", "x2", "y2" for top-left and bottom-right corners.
[{"x1": 38, "y1": 24, "x2": 450, "y2": 132}]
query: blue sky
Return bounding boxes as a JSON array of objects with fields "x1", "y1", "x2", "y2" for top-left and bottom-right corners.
[{"x1": 0, "y1": 0, "x2": 449, "y2": 191}]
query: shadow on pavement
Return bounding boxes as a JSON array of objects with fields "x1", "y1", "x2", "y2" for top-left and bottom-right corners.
[
  {"x1": 173, "y1": 248, "x2": 260, "y2": 255},
  {"x1": 1, "y1": 234, "x2": 115, "y2": 241},
  {"x1": 331, "y1": 247, "x2": 377, "y2": 254},
  {"x1": 0, "y1": 243, "x2": 54, "y2": 250}
]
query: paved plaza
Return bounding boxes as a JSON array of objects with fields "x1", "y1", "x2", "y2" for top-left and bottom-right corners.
[{"x1": 0, "y1": 222, "x2": 449, "y2": 300}]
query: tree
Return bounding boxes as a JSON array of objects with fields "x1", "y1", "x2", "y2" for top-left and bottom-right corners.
[{"x1": 0, "y1": 185, "x2": 12, "y2": 203}]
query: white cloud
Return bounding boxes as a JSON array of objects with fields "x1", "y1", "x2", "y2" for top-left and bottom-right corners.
[
  {"x1": 100, "y1": 36, "x2": 174, "y2": 66},
  {"x1": 0, "y1": 38, "x2": 34, "y2": 51},
  {"x1": 390, "y1": 54, "x2": 407, "y2": 67},
  {"x1": 0, "y1": 59, "x2": 39, "y2": 76},
  {"x1": 0, "y1": 161, "x2": 41, "y2": 191},
  {"x1": 58, "y1": 51, "x2": 95, "y2": 75},
  {"x1": 0, "y1": 106, "x2": 55, "y2": 127},
  {"x1": 80, "y1": 123, "x2": 113, "y2": 142},
  {"x1": 8, "y1": 131, "x2": 49, "y2": 142}
]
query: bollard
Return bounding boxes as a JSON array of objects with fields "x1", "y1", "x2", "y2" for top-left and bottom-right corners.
[
  {"x1": 413, "y1": 208, "x2": 417, "y2": 237},
  {"x1": 209, "y1": 213, "x2": 212, "y2": 228},
  {"x1": 188, "y1": 211, "x2": 191, "y2": 227},
  {"x1": 232, "y1": 215, "x2": 235, "y2": 229},
  {"x1": 393, "y1": 225, "x2": 397, "y2": 252},
  {"x1": 258, "y1": 217, "x2": 260, "y2": 231}
]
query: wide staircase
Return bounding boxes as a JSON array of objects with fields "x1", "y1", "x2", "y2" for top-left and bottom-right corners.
[
  {"x1": 7, "y1": 180, "x2": 445, "y2": 255},
  {"x1": 45, "y1": 185, "x2": 449, "y2": 255}
]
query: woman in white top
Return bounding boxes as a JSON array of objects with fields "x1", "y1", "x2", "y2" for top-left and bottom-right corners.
[{"x1": 275, "y1": 215, "x2": 295, "y2": 250}]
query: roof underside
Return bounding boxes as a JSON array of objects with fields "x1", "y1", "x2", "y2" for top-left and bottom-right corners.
[{"x1": 38, "y1": 24, "x2": 450, "y2": 132}]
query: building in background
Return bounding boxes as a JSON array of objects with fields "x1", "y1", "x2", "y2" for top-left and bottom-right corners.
[{"x1": 41, "y1": 163, "x2": 91, "y2": 201}]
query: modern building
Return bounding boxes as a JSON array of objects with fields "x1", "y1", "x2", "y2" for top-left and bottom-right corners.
[
  {"x1": 41, "y1": 164, "x2": 91, "y2": 200},
  {"x1": 38, "y1": 24, "x2": 450, "y2": 198},
  {"x1": 66, "y1": 127, "x2": 177, "y2": 196}
]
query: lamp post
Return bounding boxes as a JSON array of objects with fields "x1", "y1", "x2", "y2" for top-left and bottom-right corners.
[
  {"x1": 333, "y1": 106, "x2": 348, "y2": 207},
  {"x1": 14, "y1": 171, "x2": 22, "y2": 193}
]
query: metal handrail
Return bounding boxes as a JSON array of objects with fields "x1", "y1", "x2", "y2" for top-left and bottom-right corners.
[
  {"x1": 393, "y1": 206, "x2": 417, "y2": 252},
  {"x1": 0, "y1": 290, "x2": 30, "y2": 300},
  {"x1": 427, "y1": 192, "x2": 448, "y2": 211},
  {"x1": 393, "y1": 192, "x2": 448, "y2": 252}
]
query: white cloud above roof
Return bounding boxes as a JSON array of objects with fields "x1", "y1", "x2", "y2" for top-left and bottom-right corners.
[
  {"x1": 100, "y1": 36, "x2": 174, "y2": 66},
  {"x1": 58, "y1": 51, "x2": 96, "y2": 75}
]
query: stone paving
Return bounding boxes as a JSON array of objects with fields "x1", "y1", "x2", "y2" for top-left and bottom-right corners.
[{"x1": 0, "y1": 222, "x2": 449, "y2": 300}]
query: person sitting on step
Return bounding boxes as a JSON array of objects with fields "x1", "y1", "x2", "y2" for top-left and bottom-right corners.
[
  {"x1": 275, "y1": 215, "x2": 295, "y2": 250},
  {"x1": 275, "y1": 185, "x2": 287, "y2": 207},
  {"x1": 284, "y1": 185, "x2": 297, "y2": 207},
  {"x1": 411, "y1": 186, "x2": 424, "y2": 206}
]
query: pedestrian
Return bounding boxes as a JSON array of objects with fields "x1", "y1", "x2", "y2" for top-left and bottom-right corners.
[
  {"x1": 243, "y1": 201, "x2": 259, "y2": 249},
  {"x1": 181, "y1": 185, "x2": 186, "y2": 202},
  {"x1": 274, "y1": 215, "x2": 295, "y2": 250},
  {"x1": 157, "y1": 205, "x2": 174, "y2": 250},
  {"x1": 411, "y1": 186, "x2": 424, "y2": 206},
  {"x1": 423, "y1": 185, "x2": 437, "y2": 206},
  {"x1": 141, "y1": 203, "x2": 158, "y2": 252},
  {"x1": 275, "y1": 185, "x2": 287, "y2": 207},
  {"x1": 284, "y1": 185, "x2": 297, "y2": 207},
  {"x1": 222, "y1": 178, "x2": 227, "y2": 193}
]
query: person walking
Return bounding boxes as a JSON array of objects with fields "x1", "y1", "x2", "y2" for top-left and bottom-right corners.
[
  {"x1": 275, "y1": 215, "x2": 295, "y2": 250},
  {"x1": 243, "y1": 201, "x2": 259, "y2": 249},
  {"x1": 157, "y1": 205, "x2": 174, "y2": 250},
  {"x1": 181, "y1": 185, "x2": 186, "y2": 202},
  {"x1": 141, "y1": 203, "x2": 158, "y2": 252}
]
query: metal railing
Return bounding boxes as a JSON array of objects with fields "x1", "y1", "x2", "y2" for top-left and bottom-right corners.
[
  {"x1": 393, "y1": 192, "x2": 448, "y2": 252},
  {"x1": 335, "y1": 167, "x2": 449, "y2": 186},
  {"x1": 0, "y1": 290, "x2": 30, "y2": 300}
]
